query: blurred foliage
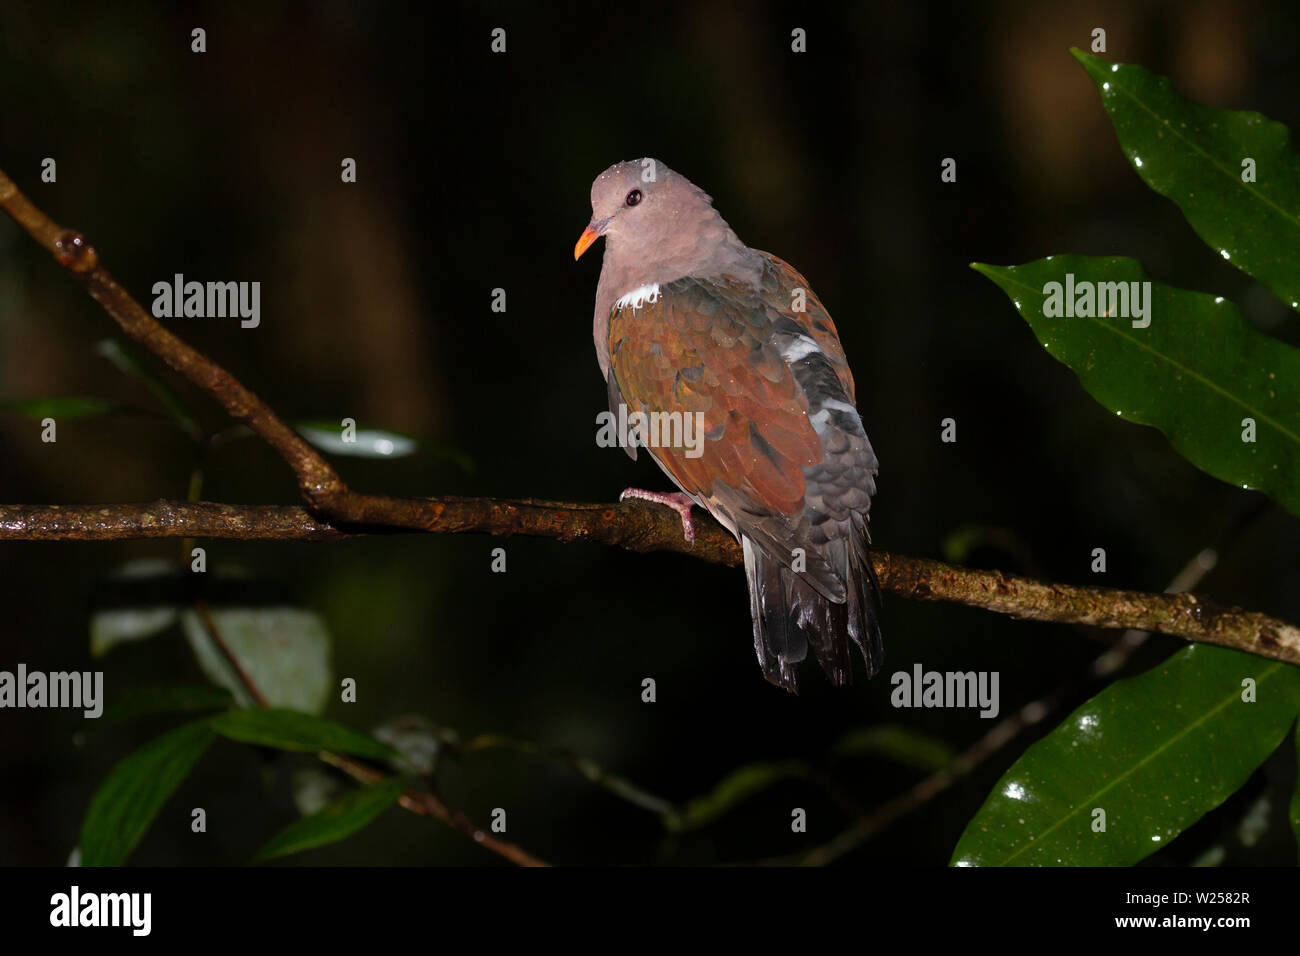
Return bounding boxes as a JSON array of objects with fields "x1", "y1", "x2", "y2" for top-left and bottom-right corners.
[
  {"x1": 4, "y1": 2, "x2": 1300, "y2": 867},
  {"x1": 253, "y1": 777, "x2": 405, "y2": 862},
  {"x1": 79, "y1": 721, "x2": 216, "y2": 866}
]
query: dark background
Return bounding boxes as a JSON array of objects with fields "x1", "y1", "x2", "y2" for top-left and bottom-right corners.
[{"x1": 1, "y1": 0, "x2": 1299, "y2": 866}]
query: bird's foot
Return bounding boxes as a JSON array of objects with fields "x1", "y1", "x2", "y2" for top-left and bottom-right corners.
[{"x1": 619, "y1": 488, "x2": 697, "y2": 545}]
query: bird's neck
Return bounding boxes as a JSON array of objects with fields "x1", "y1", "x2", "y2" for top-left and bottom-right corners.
[{"x1": 592, "y1": 212, "x2": 761, "y2": 379}]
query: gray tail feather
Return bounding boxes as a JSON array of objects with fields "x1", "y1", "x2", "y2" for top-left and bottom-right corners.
[
  {"x1": 742, "y1": 522, "x2": 883, "y2": 693},
  {"x1": 845, "y1": 513, "x2": 885, "y2": 680},
  {"x1": 743, "y1": 536, "x2": 808, "y2": 691}
]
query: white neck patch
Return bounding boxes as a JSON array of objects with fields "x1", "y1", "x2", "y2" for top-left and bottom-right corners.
[{"x1": 614, "y1": 283, "x2": 661, "y2": 311}]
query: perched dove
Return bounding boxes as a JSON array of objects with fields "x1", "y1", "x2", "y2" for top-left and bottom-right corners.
[{"x1": 575, "y1": 158, "x2": 882, "y2": 692}]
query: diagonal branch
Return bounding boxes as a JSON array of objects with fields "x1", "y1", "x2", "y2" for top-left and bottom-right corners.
[
  {"x1": 0, "y1": 171, "x2": 344, "y2": 509},
  {"x1": 196, "y1": 591, "x2": 545, "y2": 863},
  {"x1": 2, "y1": 168, "x2": 1299, "y2": 672}
]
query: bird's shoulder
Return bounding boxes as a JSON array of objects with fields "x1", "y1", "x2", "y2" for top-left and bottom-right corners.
[{"x1": 604, "y1": 272, "x2": 821, "y2": 517}]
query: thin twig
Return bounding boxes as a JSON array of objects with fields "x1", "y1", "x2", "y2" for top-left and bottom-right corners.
[
  {"x1": 441, "y1": 728, "x2": 679, "y2": 820},
  {"x1": 318, "y1": 751, "x2": 548, "y2": 867},
  {"x1": 192, "y1": 597, "x2": 270, "y2": 708}
]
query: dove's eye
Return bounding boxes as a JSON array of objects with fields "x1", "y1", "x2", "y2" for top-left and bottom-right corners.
[{"x1": 625, "y1": 189, "x2": 642, "y2": 207}]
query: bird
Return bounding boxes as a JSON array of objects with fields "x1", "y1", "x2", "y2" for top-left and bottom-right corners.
[{"x1": 575, "y1": 158, "x2": 882, "y2": 692}]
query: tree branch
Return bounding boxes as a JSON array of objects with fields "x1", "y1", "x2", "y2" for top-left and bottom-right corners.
[
  {"x1": 2, "y1": 167, "x2": 1299, "y2": 672},
  {"x1": 2, "y1": 499, "x2": 1297, "y2": 667}
]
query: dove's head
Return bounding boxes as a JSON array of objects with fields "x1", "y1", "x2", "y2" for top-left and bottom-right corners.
[{"x1": 574, "y1": 158, "x2": 723, "y2": 266}]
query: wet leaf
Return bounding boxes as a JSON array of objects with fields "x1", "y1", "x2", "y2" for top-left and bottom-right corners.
[
  {"x1": 975, "y1": 256, "x2": 1300, "y2": 517},
  {"x1": 951, "y1": 644, "x2": 1300, "y2": 866},
  {"x1": 1073, "y1": 49, "x2": 1300, "y2": 311}
]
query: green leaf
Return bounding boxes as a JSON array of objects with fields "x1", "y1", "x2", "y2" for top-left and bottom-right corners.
[
  {"x1": 95, "y1": 338, "x2": 203, "y2": 440},
  {"x1": 832, "y1": 724, "x2": 954, "y2": 772},
  {"x1": 951, "y1": 644, "x2": 1300, "y2": 867},
  {"x1": 667, "y1": 760, "x2": 808, "y2": 834},
  {"x1": 253, "y1": 777, "x2": 405, "y2": 861},
  {"x1": 209, "y1": 708, "x2": 399, "y2": 759},
  {"x1": 296, "y1": 420, "x2": 419, "y2": 459},
  {"x1": 0, "y1": 396, "x2": 122, "y2": 419},
  {"x1": 295, "y1": 419, "x2": 474, "y2": 471},
  {"x1": 91, "y1": 607, "x2": 180, "y2": 656},
  {"x1": 100, "y1": 684, "x2": 234, "y2": 723},
  {"x1": 181, "y1": 606, "x2": 332, "y2": 714},
  {"x1": 975, "y1": 256, "x2": 1300, "y2": 516},
  {"x1": 80, "y1": 720, "x2": 216, "y2": 866},
  {"x1": 90, "y1": 559, "x2": 186, "y2": 656},
  {"x1": 1073, "y1": 49, "x2": 1300, "y2": 310}
]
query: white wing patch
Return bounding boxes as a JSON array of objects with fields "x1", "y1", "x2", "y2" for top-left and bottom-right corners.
[
  {"x1": 820, "y1": 398, "x2": 857, "y2": 414},
  {"x1": 809, "y1": 399, "x2": 860, "y2": 434},
  {"x1": 614, "y1": 283, "x2": 661, "y2": 311},
  {"x1": 780, "y1": 334, "x2": 822, "y2": 363}
]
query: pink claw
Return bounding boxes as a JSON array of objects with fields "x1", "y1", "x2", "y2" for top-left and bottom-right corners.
[{"x1": 620, "y1": 488, "x2": 697, "y2": 545}]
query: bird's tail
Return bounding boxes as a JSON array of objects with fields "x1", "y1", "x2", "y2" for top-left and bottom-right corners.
[{"x1": 742, "y1": 518, "x2": 883, "y2": 693}]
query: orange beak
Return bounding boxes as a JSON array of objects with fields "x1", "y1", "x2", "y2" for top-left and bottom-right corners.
[{"x1": 573, "y1": 219, "x2": 608, "y2": 260}]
